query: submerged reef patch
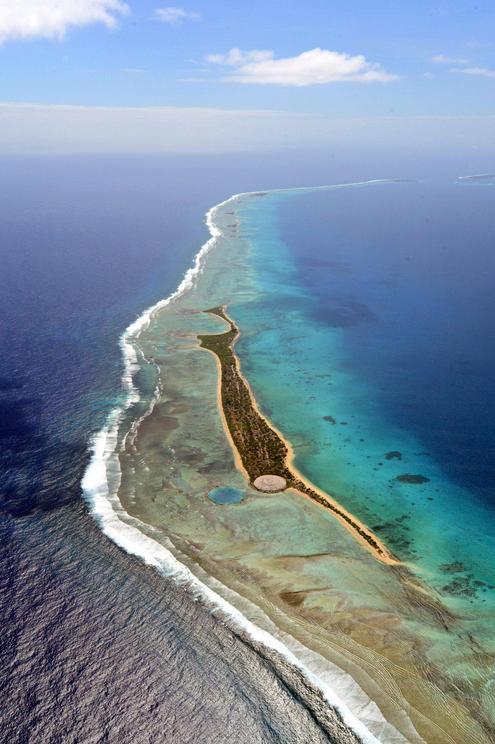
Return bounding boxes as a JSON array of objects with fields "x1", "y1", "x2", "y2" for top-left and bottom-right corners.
[
  {"x1": 322, "y1": 415, "x2": 336, "y2": 424},
  {"x1": 394, "y1": 474, "x2": 430, "y2": 484},
  {"x1": 385, "y1": 451, "x2": 402, "y2": 460}
]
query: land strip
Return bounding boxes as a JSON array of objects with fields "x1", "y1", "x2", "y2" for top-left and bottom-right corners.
[{"x1": 198, "y1": 306, "x2": 397, "y2": 565}]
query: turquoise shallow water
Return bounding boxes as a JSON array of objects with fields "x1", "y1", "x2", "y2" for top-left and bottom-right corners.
[
  {"x1": 119, "y1": 180, "x2": 495, "y2": 742},
  {"x1": 230, "y1": 182, "x2": 495, "y2": 622}
]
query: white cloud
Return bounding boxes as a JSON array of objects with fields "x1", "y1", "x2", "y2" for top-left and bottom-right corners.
[
  {"x1": 205, "y1": 49, "x2": 273, "y2": 66},
  {"x1": 154, "y1": 7, "x2": 200, "y2": 24},
  {"x1": 452, "y1": 66, "x2": 495, "y2": 80},
  {"x1": 0, "y1": 0, "x2": 129, "y2": 44},
  {"x1": 432, "y1": 54, "x2": 469, "y2": 65},
  {"x1": 204, "y1": 47, "x2": 398, "y2": 86},
  {"x1": 433, "y1": 55, "x2": 495, "y2": 81}
]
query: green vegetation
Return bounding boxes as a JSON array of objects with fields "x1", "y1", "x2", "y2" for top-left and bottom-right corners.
[{"x1": 198, "y1": 306, "x2": 291, "y2": 483}]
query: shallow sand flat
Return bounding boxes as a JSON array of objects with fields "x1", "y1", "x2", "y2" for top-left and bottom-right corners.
[{"x1": 116, "y1": 192, "x2": 494, "y2": 744}]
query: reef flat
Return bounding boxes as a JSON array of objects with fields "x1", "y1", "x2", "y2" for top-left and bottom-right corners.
[
  {"x1": 198, "y1": 305, "x2": 396, "y2": 565},
  {"x1": 114, "y1": 183, "x2": 495, "y2": 744}
]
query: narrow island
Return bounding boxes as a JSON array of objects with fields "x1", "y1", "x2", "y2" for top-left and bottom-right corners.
[{"x1": 198, "y1": 306, "x2": 397, "y2": 565}]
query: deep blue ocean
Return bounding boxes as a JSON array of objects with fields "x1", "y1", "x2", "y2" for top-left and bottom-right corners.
[
  {"x1": 0, "y1": 155, "x2": 212, "y2": 519},
  {"x1": 1, "y1": 153, "x2": 392, "y2": 742},
  {"x1": 279, "y1": 180, "x2": 495, "y2": 506},
  {"x1": 1, "y1": 153, "x2": 494, "y2": 742},
  {"x1": 1, "y1": 152, "x2": 434, "y2": 519},
  {"x1": 229, "y1": 179, "x2": 495, "y2": 617}
]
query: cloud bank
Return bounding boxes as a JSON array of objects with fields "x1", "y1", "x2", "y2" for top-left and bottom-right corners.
[
  {"x1": 432, "y1": 54, "x2": 469, "y2": 65},
  {"x1": 154, "y1": 7, "x2": 200, "y2": 24},
  {"x1": 0, "y1": 103, "x2": 493, "y2": 155},
  {"x1": 452, "y1": 66, "x2": 495, "y2": 80},
  {"x1": 204, "y1": 47, "x2": 398, "y2": 86},
  {"x1": 0, "y1": 0, "x2": 129, "y2": 44}
]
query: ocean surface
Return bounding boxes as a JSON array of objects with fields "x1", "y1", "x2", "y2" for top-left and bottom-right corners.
[
  {"x1": 110, "y1": 177, "x2": 495, "y2": 743},
  {"x1": 2, "y1": 155, "x2": 494, "y2": 743},
  {"x1": 229, "y1": 181, "x2": 495, "y2": 738},
  {"x1": 1, "y1": 154, "x2": 375, "y2": 744},
  {"x1": 237, "y1": 179, "x2": 495, "y2": 599}
]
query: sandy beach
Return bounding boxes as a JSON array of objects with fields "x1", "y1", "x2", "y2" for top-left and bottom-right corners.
[{"x1": 198, "y1": 304, "x2": 397, "y2": 565}]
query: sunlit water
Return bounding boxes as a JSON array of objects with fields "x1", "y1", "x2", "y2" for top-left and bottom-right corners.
[{"x1": 119, "y1": 179, "x2": 495, "y2": 743}]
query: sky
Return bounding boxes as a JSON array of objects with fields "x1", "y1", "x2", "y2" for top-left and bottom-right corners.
[{"x1": 0, "y1": 0, "x2": 494, "y2": 154}]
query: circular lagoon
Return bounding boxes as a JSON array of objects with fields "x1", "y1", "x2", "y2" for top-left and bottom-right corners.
[{"x1": 208, "y1": 487, "x2": 246, "y2": 505}]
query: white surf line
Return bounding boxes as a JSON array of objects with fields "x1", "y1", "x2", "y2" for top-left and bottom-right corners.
[
  {"x1": 457, "y1": 173, "x2": 495, "y2": 180},
  {"x1": 82, "y1": 180, "x2": 418, "y2": 744}
]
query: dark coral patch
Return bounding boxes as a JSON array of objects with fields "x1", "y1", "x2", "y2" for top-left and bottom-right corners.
[
  {"x1": 394, "y1": 474, "x2": 430, "y2": 484},
  {"x1": 440, "y1": 562, "x2": 466, "y2": 574},
  {"x1": 385, "y1": 451, "x2": 402, "y2": 460}
]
